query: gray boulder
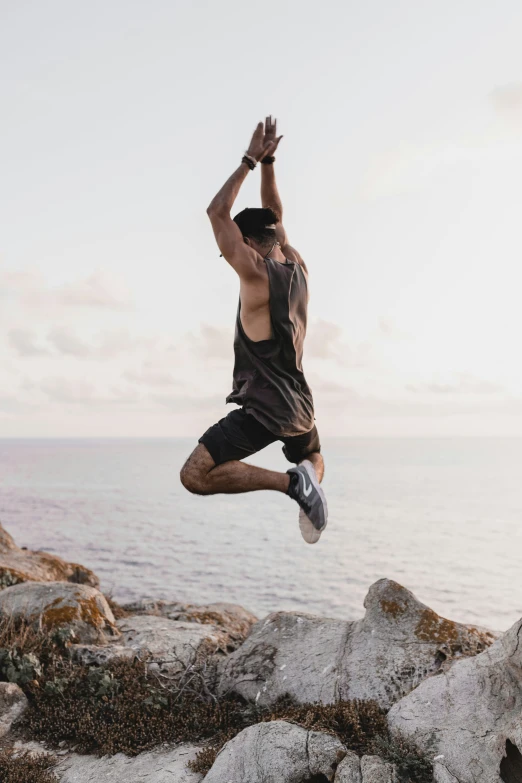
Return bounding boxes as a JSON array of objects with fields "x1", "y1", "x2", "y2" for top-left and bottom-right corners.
[
  {"x1": 219, "y1": 579, "x2": 494, "y2": 709},
  {"x1": 123, "y1": 599, "x2": 257, "y2": 649},
  {"x1": 360, "y1": 755, "x2": 398, "y2": 783},
  {"x1": 334, "y1": 750, "x2": 362, "y2": 782},
  {"x1": 117, "y1": 614, "x2": 230, "y2": 675},
  {"x1": 0, "y1": 682, "x2": 28, "y2": 737},
  {"x1": 0, "y1": 522, "x2": 98, "y2": 589},
  {"x1": 334, "y1": 753, "x2": 398, "y2": 783},
  {"x1": 204, "y1": 720, "x2": 346, "y2": 782},
  {"x1": 0, "y1": 582, "x2": 118, "y2": 644},
  {"x1": 388, "y1": 614, "x2": 522, "y2": 782}
]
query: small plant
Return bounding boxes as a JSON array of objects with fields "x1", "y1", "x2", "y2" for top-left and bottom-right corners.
[
  {"x1": 0, "y1": 749, "x2": 58, "y2": 783},
  {"x1": 0, "y1": 648, "x2": 42, "y2": 687}
]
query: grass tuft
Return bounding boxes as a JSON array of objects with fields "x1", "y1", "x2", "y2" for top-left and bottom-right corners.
[{"x1": 0, "y1": 749, "x2": 58, "y2": 783}]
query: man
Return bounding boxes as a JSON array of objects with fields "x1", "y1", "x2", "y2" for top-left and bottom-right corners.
[{"x1": 180, "y1": 117, "x2": 328, "y2": 544}]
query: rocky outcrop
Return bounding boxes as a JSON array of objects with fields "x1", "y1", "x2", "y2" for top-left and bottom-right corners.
[
  {"x1": 0, "y1": 582, "x2": 118, "y2": 644},
  {"x1": 116, "y1": 614, "x2": 230, "y2": 675},
  {"x1": 203, "y1": 720, "x2": 346, "y2": 783},
  {"x1": 0, "y1": 523, "x2": 98, "y2": 589},
  {"x1": 388, "y1": 614, "x2": 522, "y2": 783},
  {"x1": 0, "y1": 682, "x2": 28, "y2": 737},
  {"x1": 219, "y1": 578, "x2": 495, "y2": 709},
  {"x1": 122, "y1": 599, "x2": 257, "y2": 650}
]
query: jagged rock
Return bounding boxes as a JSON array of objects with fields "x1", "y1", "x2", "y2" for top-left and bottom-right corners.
[
  {"x1": 388, "y1": 614, "x2": 522, "y2": 783},
  {"x1": 12, "y1": 741, "x2": 203, "y2": 782},
  {"x1": 122, "y1": 599, "x2": 257, "y2": 649},
  {"x1": 117, "y1": 614, "x2": 230, "y2": 675},
  {"x1": 219, "y1": 579, "x2": 495, "y2": 709},
  {"x1": 360, "y1": 755, "x2": 397, "y2": 783},
  {"x1": 0, "y1": 523, "x2": 98, "y2": 589},
  {"x1": 204, "y1": 720, "x2": 346, "y2": 782},
  {"x1": 335, "y1": 751, "x2": 362, "y2": 782},
  {"x1": 0, "y1": 582, "x2": 118, "y2": 644},
  {"x1": 0, "y1": 682, "x2": 28, "y2": 737}
]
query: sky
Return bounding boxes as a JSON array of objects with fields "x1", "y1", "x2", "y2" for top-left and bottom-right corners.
[{"x1": 2, "y1": 0, "x2": 522, "y2": 437}]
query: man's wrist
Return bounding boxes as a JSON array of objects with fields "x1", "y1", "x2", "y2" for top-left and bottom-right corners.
[{"x1": 261, "y1": 155, "x2": 275, "y2": 165}]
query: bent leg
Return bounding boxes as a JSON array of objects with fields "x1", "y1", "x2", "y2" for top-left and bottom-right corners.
[
  {"x1": 180, "y1": 444, "x2": 290, "y2": 496},
  {"x1": 305, "y1": 451, "x2": 324, "y2": 482},
  {"x1": 282, "y1": 426, "x2": 324, "y2": 481}
]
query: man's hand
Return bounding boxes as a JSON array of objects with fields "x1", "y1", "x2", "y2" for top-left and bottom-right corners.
[
  {"x1": 246, "y1": 120, "x2": 282, "y2": 162},
  {"x1": 263, "y1": 115, "x2": 283, "y2": 155}
]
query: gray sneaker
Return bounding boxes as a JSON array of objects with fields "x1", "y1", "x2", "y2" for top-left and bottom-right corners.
[{"x1": 286, "y1": 460, "x2": 328, "y2": 544}]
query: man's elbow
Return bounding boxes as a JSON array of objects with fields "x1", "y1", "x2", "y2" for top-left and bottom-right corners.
[{"x1": 207, "y1": 202, "x2": 229, "y2": 219}]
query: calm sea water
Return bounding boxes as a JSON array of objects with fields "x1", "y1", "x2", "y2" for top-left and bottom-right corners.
[{"x1": 0, "y1": 437, "x2": 520, "y2": 633}]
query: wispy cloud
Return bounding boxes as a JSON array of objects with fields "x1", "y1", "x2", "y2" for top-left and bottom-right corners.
[{"x1": 8, "y1": 329, "x2": 49, "y2": 357}]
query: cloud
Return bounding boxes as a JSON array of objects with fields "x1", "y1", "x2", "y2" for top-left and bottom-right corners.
[
  {"x1": 406, "y1": 373, "x2": 504, "y2": 396},
  {"x1": 123, "y1": 365, "x2": 183, "y2": 387},
  {"x1": 306, "y1": 319, "x2": 371, "y2": 368},
  {"x1": 57, "y1": 272, "x2": 133, "y2": 310},
  {"x1": 8, "y1": 329, "x2": 49, "y2": 357},
  {"x1": 0, "y1": 269, "x2": 133, "y2": 313},
  {"x1": 47, "y1": 327, "x2": 91, "y2": 357},
  {"x1": 187, "y1": 324, "x2": 233, "y2": 362},
  {"x1": 490, "y1": 83, "x2": 522, "y2": 116}
]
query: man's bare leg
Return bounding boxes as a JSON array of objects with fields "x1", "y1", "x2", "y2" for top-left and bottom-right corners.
[
  {"x1": 180, "y1": 444, "x2": 290, "y2": 495},
  {"x1": 180, "y1": 445, "x2": 324, "y2": 496},
  {"x1": 305, "y1": 452, "x2": 324, "y2": 482}
]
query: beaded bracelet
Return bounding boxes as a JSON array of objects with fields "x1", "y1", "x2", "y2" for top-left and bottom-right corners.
[
  {"x1": 242, "y1": 153, "x2": 257, "y2": 170},
  {"x1": 261, "y1": 155, "x2": 276, "y2": 165}
]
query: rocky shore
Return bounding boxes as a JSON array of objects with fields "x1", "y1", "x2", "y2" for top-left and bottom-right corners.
[{"x1": 0, "y1": 521, "x2": 519, "y2": 783}]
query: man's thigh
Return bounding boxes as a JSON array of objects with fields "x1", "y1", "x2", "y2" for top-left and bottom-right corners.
[{"x1": 198, "y1": 408, "x2": 277, "y2": 466}]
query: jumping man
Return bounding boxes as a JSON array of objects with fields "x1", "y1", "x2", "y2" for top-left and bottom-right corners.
[{"x1": 180, "y1": 117, "x2": 328, "y2": 543}]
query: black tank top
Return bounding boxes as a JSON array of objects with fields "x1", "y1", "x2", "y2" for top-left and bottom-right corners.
[{"x1": 226, "y1": 256, "x2": 315, "y2": 437}]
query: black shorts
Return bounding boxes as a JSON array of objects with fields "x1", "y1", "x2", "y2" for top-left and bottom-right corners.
[{"x1": 199, "y1": 408, "x2": 321, "y2": 466}]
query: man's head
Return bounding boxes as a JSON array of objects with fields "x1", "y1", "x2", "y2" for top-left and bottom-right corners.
[{"x1": 233, "y1": 207, "x2": 278, "y2": 254}]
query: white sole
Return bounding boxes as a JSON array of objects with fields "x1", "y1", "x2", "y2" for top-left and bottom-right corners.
[{"x1": 298, "y1": 460, "x2": 328, "y2": 545}]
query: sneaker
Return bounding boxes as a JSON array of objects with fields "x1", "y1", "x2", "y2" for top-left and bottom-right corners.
[{"x1": 286, "y1": 460, "x2": 328, "y2": 544}]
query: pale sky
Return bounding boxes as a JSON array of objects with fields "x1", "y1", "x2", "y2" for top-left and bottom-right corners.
[{"x1": 2, "y1": 0, "x2": 522, "y2": 437}]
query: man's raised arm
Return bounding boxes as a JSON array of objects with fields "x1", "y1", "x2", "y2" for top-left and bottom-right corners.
[
  {"x1": 260, "y1": 116, "x2": 305, "y2": 268},
  {"x1": 207, "y1": 122, "x2": 276, "y2": 277}
]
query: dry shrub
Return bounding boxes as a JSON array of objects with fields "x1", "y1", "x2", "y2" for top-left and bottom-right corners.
[
  {"x1": 0, "y1": 749, "x2": 58, "y2": 783},
  {"x1": 22, "y1": 656, "x2": 248, "y2": 756},
  {"x1": 103, "y1": 595, "x2": 128, "y2": 620},
  {"x1": 190, "y1": 698, "x2": 433, "y2": 781}
]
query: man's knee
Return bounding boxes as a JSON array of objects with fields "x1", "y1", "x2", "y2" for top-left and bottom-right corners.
[{"x1": 180, "y1": 462, "x2": 205, "y2": 495}]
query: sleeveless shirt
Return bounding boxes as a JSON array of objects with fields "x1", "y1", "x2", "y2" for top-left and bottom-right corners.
[{"x1": 226, "y1": 256, "x2": 315, "y2": 437}]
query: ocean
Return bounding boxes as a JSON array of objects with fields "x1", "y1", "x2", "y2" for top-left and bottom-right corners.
[{"x1": 0, "y1": 437, "x2": 520, "y2": 633}]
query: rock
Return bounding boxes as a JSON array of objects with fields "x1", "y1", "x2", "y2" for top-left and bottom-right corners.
[
  {"x1": 335, "y1": 751, "x2": 362, "y2": 782},
  {"x1": 70, "y1": 643, "x2": 136, "y2": 666},
  {"x1": 204, "y1": 720, "x2": 346, "y2": 783},
  {"x1": 122, "y1": 599, "x2": 257, "y2": 650},
  {"x1": 219, "y1": 579, "x2": 495, "y2": 709},
  {"x1": 0, "y1": 522, "x2": 98, "y2": 589},
  {"x1": 13, "y1": 741, "x2": 203, "y2": 782},
  {"x1": 117, "y1": 614, "x2": 230, "y2": 675},
  {"x1": 360, "y1": 755, "x2": 397, "y2": 783},
  {"x1": 0, "y1": 582, "x2": 118, "y2": 644},
  {"x1": 388, "y1": 613, "x2": 522, "y2": 783},
  {"x1": 0, "y1": 682, "x2": 28, "y2": 737}
]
